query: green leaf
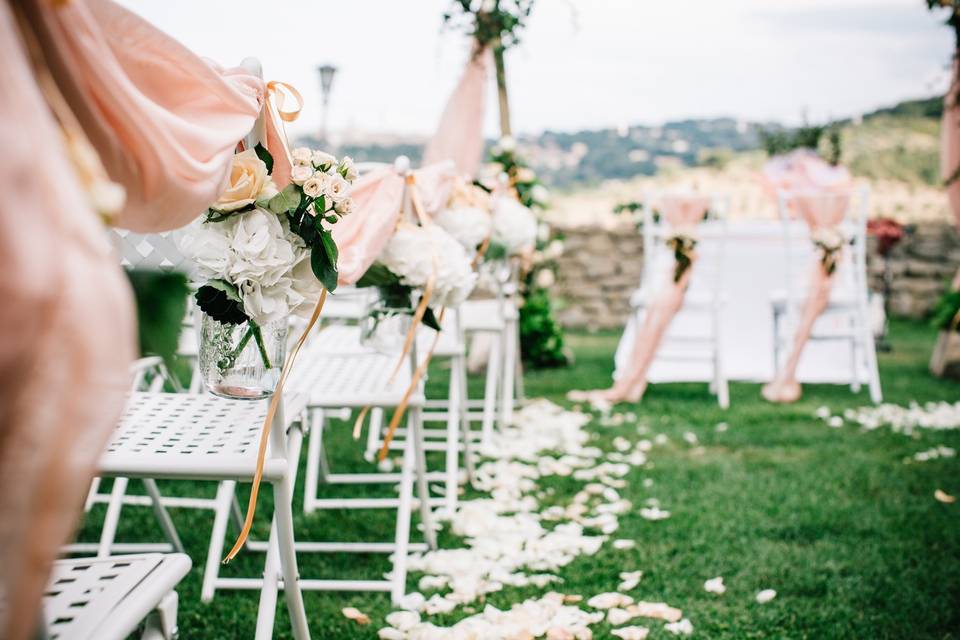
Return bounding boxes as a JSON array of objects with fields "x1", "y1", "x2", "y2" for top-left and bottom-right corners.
[
  {"x1": 310, "y1": 231, "x2": 339, "y2": 292},
  {"x1": 315, "y1": 195, "x2": 326, "y2": 214},
  {"x1": 356, "y1": 263, "x2": 401, "y2": 288},
  {"x1": 195, "y1": 280, "x2": 248, "y2": 325},
  {"x1": 254, "y1": 143, "x2": 274, "y2": 173},
  {"x1": 267, "y1": 184, "x2": 301, "y2": 215},
  {"x1": 421, "y1": 306, "x2": 442, "y2": 331}
]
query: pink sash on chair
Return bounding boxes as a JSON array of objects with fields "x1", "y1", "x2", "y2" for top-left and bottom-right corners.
[
  {"x1": 334, "y1": 162, "x2": 457, "y2": 285},
  {"x1": 762, "y1": 190, "x2": 851, "y2": 403},
  {"x1": 25, "y1": 0, "x2": 264, "y2": 233},
  {"x1": 608, "y1": 195, "x2": 711, "y2": 402},
  {"x1": 0, "y1": 5, "x2": 135, "y2": 638}
]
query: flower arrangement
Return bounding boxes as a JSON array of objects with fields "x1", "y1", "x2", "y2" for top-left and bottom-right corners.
[
  {"x1": 356, "y1": 223, "x2": 478, "y2": 333},
  {"x1": 434, "y1": 180, "x2": 493, "y2": 252},
  {"x1": 491, "y1": 195, "x2": 538, "y2": 255},
  {"x1": 810, "y1": 227, "x2": 846, "y2": 276},
  {"x1": 442, "y1": 0, "x2": 536, "y2": 51},
  {"x1": 484, "y1": 136, "x2": 549, "y2": 209},
  {"x1": 181, "y1": 144, "x2": 355, "y2": 395},
  {"x1": 867, "y1": 217, "x2": 905, "y2": 257},
  {"x1": 664, "y1": 232, "x2": 698, "y2": 283}
]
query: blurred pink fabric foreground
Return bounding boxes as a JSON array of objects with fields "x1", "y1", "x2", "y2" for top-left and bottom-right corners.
[
  {"x1": 762, "y1": 191, "x2": 851, "y2": 403},
  {"x1": 0, "y1": 4, "x2": 135, "y2": 639},
  {"x1": 421, "y1": 48, "x2": 491, "y2": 178},
  {"x1": 942, "y1": 59, "x2": 960, "y2": 289},
  {"x1": 335, "y1": 162, "x2": 457, "y2": 285},
  {"x1": 26, "y1": 0, "x2": 264, "y2": 232}
]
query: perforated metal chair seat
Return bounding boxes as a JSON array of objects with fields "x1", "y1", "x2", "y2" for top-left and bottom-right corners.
[
  {"x1": 43, "y1": 553, "x2": 190, "y2": 640},
  {"x1": 99, "y1": 392, "x2": 307, "y2": 481},
  {"x1": 295, "y1": 350, "x2": 423, "y2": 410}
]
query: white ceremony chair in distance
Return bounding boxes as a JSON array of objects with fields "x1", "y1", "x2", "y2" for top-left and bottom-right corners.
[
  {"x1": 614, "y1": 193, "x2": 730, "y2": 408},
  {"x1": 41, "y1": 553, "x2": 190, "y2": 640},
  {"x1": 770, "y1": 187, "x2": 882, "y2": 402}
]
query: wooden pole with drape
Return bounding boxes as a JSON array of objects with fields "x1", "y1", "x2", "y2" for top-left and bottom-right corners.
[{"x1": 492, "y1": 36, "x2": 512, "y2": 136}]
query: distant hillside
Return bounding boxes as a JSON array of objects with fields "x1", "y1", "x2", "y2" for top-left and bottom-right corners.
[{"x1": 297, "y1": 95, "x2": 944, "y2": 190}]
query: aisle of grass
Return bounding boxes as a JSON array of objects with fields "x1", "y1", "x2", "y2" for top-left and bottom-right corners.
[{"x1": 77, "y1": 319, "x2": 959, "y2": 638}]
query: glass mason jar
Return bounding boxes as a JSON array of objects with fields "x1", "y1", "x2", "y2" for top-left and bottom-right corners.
[
  {"x1": 199, "y1": 314, "x2": 287, "y2": 400},
  {"x1": 359, "y1": 286, "x2": 413, "y2": 354}
]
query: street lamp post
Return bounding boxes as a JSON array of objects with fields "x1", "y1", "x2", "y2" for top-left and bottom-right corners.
[{"x1": 317, "y1": 64, "x2": 337, "y2": 145}]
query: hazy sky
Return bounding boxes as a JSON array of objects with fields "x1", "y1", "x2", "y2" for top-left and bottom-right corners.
[{"x1": 119, "y1": 0, "x2": 953, "y2": 139}]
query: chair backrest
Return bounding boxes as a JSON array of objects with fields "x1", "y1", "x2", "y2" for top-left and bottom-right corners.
[
  {"x1": 640, "y1": 192, "x2": 730, "y2": 306},
  {"x1": 776, "y1": 186, "x2": 870, "y2": 309}
]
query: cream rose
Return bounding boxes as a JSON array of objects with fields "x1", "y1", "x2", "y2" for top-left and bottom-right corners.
[
  {"x1": 214, "y1": 149, "x2": 274, "y2": 212},
  {"x1": 291, "y1": 165, "x2": 314, "y2": 185},
  {"x1": 312, "y1": 150, "x2": 336, "y2": 167},
  {"x1": 325, "y1": 174, "x2": 349, "y2": 202},
  {"x1": 291, "y1": 147, "x2": 313, "y2": 163},
  {"x1": 335, "y1": 197, "x2": 354, "y2": 216},
  {"x1": 339, "y1": 156, "x2": 359, "y2": 181},
  {"x1": 302, "y1": 176, "x2": 325, "y2": 198}
]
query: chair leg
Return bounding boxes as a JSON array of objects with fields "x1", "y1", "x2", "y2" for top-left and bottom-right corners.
[
  {"x1": 84, "y1": 477, "x2": 101, "y2": 513},
  {"x1": 254, "y1": 521, "x2": 281, "y2": 640},
  {"x1": 273, "y1": 477, "x2": 310, "y2": 640},
  {"x1": 862, "y1": 324, "x2": 883, "y2": 403},
  {"x1": 303, "y1": 410, "x2": 323, "y2": 513},
  {"x1": 365, "y1": 408, "x2": 385, "y2": 462},
  {"x1": 410, "y1": 407, "x2": 437, "y2": 550},
  {"x1": 457, "y1": 354, "x2": 476, "y2": 485},
  {"x1": 143, "y1": 479, "x2": 184, "y2": 554},
  {"x1": 849, "y1": 329, "x2": 861, "y2": 392},
  {"x1": 443, "y1": 358, "x2": 461, "y2": 514},
  {"x1": 391, "y1": 433, "x2": 416, "y2": 604},
  {"x1": 480, "y1": 332, "x2": 501, "y2": 447},
  {"x1": 500, "y1": 322, "x2": 517, "y2": 430},
  {"x1": 201, "y1": 480, "x2": 236, "y2": 602},
  {"x1": 97, "y1": 477, "x2": 129, "y2": 558}
]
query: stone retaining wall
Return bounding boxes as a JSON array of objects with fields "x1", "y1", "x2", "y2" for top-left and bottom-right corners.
[{"x1": 551, "y1": 221, "x2": 960, "y2": 330}]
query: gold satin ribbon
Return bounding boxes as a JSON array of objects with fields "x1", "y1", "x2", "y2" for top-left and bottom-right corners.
[
  {"x1": 266, "y1": 80, "x2": 303, "y2": 123},
  {"x1": 378, "y1": 307, "x2": 446, "y2": 461},
  {"x1": 223, "y1": 289, "x2": 327, "y2": 564}
]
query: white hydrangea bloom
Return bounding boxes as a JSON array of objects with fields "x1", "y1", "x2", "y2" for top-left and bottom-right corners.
[{"x1": 492, "y1": 196, "x2": 538, "y2": 254}]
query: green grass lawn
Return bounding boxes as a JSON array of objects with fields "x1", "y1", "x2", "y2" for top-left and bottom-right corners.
[{"x1": 77, "y1": 319, "x2": 960, "y2": 639}]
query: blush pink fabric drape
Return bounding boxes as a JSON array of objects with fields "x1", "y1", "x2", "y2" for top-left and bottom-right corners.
[
  {"x1": 761, "y1": 149, "x2": 852, "y2": 200},
  {"x1": 0, "y1": 4, "x2": 136, "y2": 639},
  {"x1": 762, "y1": 191, "x2": 851, "y2": 403},
  {"x1": 614, "y1": 196, "x2": 711, "y2": 399},
  {"x1": 26, "y1": 0, "x2": 264, "y2": 233},
  {"x1": 421, "y1": 48, "x2": 491, "y2": 178},
  {"x1": 942, "y1": 59, "x2": 960, "y2": 289},
  {"x1": 571, "y1": 195, "x2": 710, "y2": 404},
  {"x1": 335, "y1": 162, "x2": 456, "y2": 285}
]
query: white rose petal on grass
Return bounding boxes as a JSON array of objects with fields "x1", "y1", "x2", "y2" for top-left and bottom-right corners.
[
  {"x1": 341, "y1": 607, "x2": 370, "y2": 625},
  {"x1": 640, "y1": 506, "x2": 671, "y2": 521},
  {"x1": 682, "y1": 431, "x2": 699, "y2": 445},
  {"x1": 827, "y1": 416, "x2": 844, "y2": 428},
  {"x1": 377, "y1": 628, "x2": 404, "y2": 640},
  {"x1": 613, "y1": 539, "x2": 637, "y2": 551},
  {"x1": 756, "y1": 589, "x2": 777, "y2": 604},
  {"x1": 611, "y1": 626, "x2": 649, "y2": 640},
  {"x1": 704, "y1": 576, "x2": 726, "y2": 595},
  {"x1": 664, "y1": 618, "x2": 694, "y2": 636},
  {"x1": 715, "y1": 422, "x2": 729, "y2": 432},
  {"x1": 385, "y1": 611, "x2": 420, "y2": 631},
  {"x1": 397, "y1": 592, "x2": 426, "y2": 611},
  {"x1": 618, "y1": 571, "x2": 643, "y2": 591},
  {"x1": 608, "y1": 607, "x2": 637, "y2": 626},
  {"x1": 631, "y1": 602, "x2": 683, "y2": 623},
  {"x1": 587, "y1": 592, "x2": 634, "y2": 610},
  {"x1": 934, "y1": 489, "x2": 956, "y2": 504}
]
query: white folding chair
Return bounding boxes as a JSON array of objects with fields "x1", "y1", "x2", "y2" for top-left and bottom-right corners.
[
  {"x1": 461, "y1": 258, "x2": 523, "y2": 444},
  {"x1": 615, "y1": 193, "x2": 730, "y2": 407},
  {"x1": 289, "y1": 323, "x2": 439, "y2": 604},
  {"x1": 98, "y1": 391, "x2": 311, "y2": 639},
  {"x1": 41, "y1": 553, "x2": 191, "y2": 640},
  {"x1": 770, "y1": 187, "x2": 882, "y2": 402}
]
